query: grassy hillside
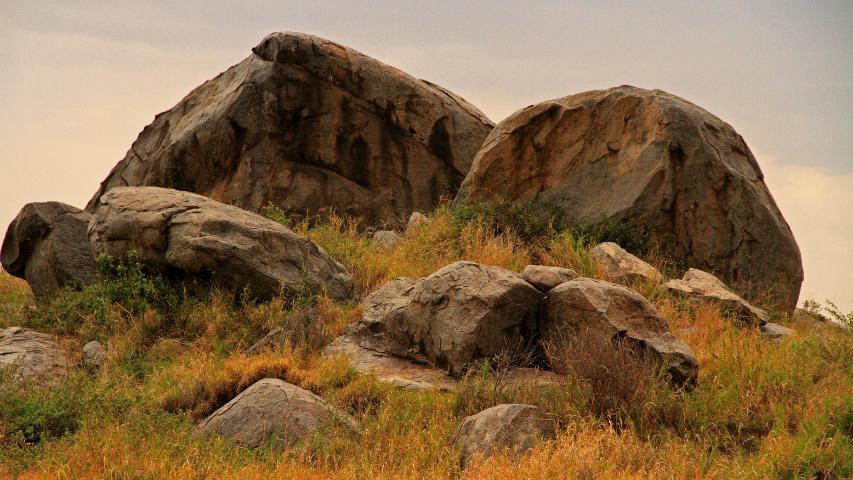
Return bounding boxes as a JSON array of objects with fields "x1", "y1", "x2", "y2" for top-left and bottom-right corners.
[{"x1": 1, "y1": 202, "x2": 850, "y2": 479}]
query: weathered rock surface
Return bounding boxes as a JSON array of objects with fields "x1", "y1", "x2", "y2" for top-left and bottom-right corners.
[
  {"x1": 1, "y1": 202, "x2": 99, "y2": 297},
  {"x1": 450, "y1": 404, "x2": 556, "y2": 467},
  {"x1": 760, "y1": 323, "x2": 794, "y2": 340},
  {"x1": 335, "y1": 262, "x2": 542, "y2": 376},
  {"x1": 519, "y1": 265, "x2": 578, "y2": 292},
  {"x1": 0, "y1": 327, "x2": 72, "y2": 383},
  {"x1": 87, "y1": 32, "x2": 494, "y2": 223},
  {"x1": 197, "y1": 378, "x2": 357, "y2": 448},
  {"x1": 372, "y1": 230, "x2": 401, "y2": 250},
  {"x1": 590, "y1": 242, "x2": 661, "y2": 284},
  {"x1": 542, "y1": 278, "x2": 698, "y2": 385},
  {"x1": 407, "y1": 211, "x2": 429, "y2": 231},
  {"x1": 82, "y1": 341, "x2": 106, "y2": 371},
  {"x1": 88, "y1": 187, "x2": 353, "y2": 300},
  {"x1": 458, "y1": 86, "x2": 802, "y2": 314},
  {"x1": 666, "y1": 268, "x2": 769, "y2": 326}
]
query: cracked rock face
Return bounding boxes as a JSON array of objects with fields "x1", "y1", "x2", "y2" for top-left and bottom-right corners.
[
  {"x1": 666, "y1": 268, "x2": 770, "y2": 326},
  {"x1": 0, "y1": 327, "x2": 72, "y2": 384},
  {"x1": 458, "y1": 86, "x2": 802, "y2": 315},
  {"x1": 542, "y1": 278, "x2": 698, "y2": 385},
  {"x1": 1, "y1": 202, "x2": 99, "y2": 297},
  {"x1": 336, "y1": 261, "x2": 542, "y2": 376},
  {"x1": 88, "y1": 186, "x2": 353, "y2": 300},
  {"x1": 87, "y1": 31, "x2": 494, "y2": 223},
  {"x1": 450, "y1": 404, "x2": 556, "y2": 467},
  {"x1": 197, "y1": 378, "x2": 358, "y2": 448}
]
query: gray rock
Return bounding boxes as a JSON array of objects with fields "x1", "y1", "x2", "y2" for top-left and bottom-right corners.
[
  {"x1": 197, "y1": 378, "x2": 358, "y2": 448},
  {"x1": 760, "y1": 323, "x2": 795, "y2": 340},
  {"x1": 589, "y1": 242, "x2": 661, "y2": 284},
  {"x1": 0, "y1": 327, "x2": 72, "y2": 384},
  {"x1": 87, "y1": 32, "x2": 493, "y2": 224},
  {"x1": 459, "y1": 86, "x2": 802, "y2": 315},
  {"x1": 343, "y1": 262, "x2": 543, "y2": 376},
  {"x1": 542, "y1": 278, "x2": 698, "y2": 385},
  {"x1": 88, "y1": 187, "x2": 353, "y2": 300},
  {"x1": 666, "y1": 268, "x2": 769, "y2": 326},
  {"x1": 519, "y1": 265, "x2": 578, "y2": 292},
  {"x1": 1, "y1": 202, "x2": 99, "y2": 297},
  {"x1": 372, "y1": 230, "x2": 401, "y2": 250},
  {"x1": 82, "y1": 341, "x2": 106, "y2": 371},
  {"x1": 407, "y1": 211, "x2": 429, "y2": 232},
  {"x1": 450, "y1": 404, "x2": 556, "y2": 467}
]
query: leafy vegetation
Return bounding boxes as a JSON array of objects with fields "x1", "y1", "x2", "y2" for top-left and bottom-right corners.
[{"x1": 0, "y1": 201, "x2": 850, "y2": 479}]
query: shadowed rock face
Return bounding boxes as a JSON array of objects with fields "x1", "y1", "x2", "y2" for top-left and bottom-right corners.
[
  {"x1": 87, "y1": 32, "x2": 494, "y2": 223},
  {"x1": 1, "y1": 202, "x2": 99, "y2": 297},
  {"x1": 459, "y1": 86, "x2": 802, "y2": 314}
]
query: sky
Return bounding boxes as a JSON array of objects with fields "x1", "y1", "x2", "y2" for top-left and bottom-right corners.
[{"x1": 1, "y1": 1, "x2": 851, "y2": 310}]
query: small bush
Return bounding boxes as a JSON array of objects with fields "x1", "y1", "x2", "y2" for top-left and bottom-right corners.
[
  {"x1": 262, "y1": 201, "x2": 292, "y2": 228},
  {"x1": 0, "y1": 372, "x2": 83, "y2": 445},
  {"x1": 447, "y1": 199, "x2": 560, "y2": 243}
]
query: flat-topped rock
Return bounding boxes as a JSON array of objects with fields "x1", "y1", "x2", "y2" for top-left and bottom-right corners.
[
  {"x1": 519, "y1": 265, "x2": 578, "y2": 292},
  {"x1": 0, "y1": 327, "x2": 72, "y2": 384},
  {"x1": 590, "y1": 242, "x2": 661, "y2": 284},
  {"x1": 666, "y1": 268, "x2": 769, "y2": 326}
]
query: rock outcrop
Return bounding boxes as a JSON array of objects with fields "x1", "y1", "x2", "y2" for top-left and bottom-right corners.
[
  {"x1": 519, "y1": 265, "x2": 578, "y2": 292},
  {"x1": 0, "y1": 327, "x2": 72, "y2": 384},
  {"x1": 450, "y1": 404, "x2": 556, "y2": 467},
  {"x1": 338, "y1": 262, "x2": 542, "y2": 376},
  {"x1": 666, "y1": 268, "x2": 769, "y2": 326},
  {"x1": 541, "y1": 278, "x2": 698, "y2": 385},
  {"x1": 458, "y1": 86, "x2": 802, "y2": 314},
  {"x1": 88, "y1": 187, "x2": 353, "y2": 300},
  {"x1": 590, "y1": 242, "x2": 661, "y2": 284},
  {"x1": 197, "y1": 378, "x2": 357, "y2": 448},
  {"x1": 1, "y1": 202, "x2": 99, "y2": 297},
  {"x1": 87, "y1": 32, "x2": 494, "y2": 223}
]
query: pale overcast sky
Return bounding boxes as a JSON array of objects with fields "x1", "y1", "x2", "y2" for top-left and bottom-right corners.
[{"x1": 1, "y1": 1, "x2": 851, "y2": 310}]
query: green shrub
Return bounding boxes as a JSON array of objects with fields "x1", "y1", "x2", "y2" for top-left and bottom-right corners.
[
  {"x1": 446, "y1": 199, "x2": 559, "y2": 243},
  {"x1": 0, "y1": 373, "x2": 83, "y2": 445}
]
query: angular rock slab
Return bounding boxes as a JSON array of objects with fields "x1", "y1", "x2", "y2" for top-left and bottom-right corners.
[
  {"x1": 760, "y1": 323, "x2": 794, "y2": 340},
  {"x1": 1, "y1": 202, "x2": 99, "y2": 297},
  {"x1": 347, "y1": 262, "x2": 543, "y2": 376},
  {"x1": 87, "y1": 32, "x2": 494, "y2": 223},
  {"x1": 451, "y1": 404, "x2": 556, "y2": 467},
  {"x1": 88, "y1": 187, "x2": 353, "y2": 300},
  {"x1": 590, "y1": 242, "x2": 661, "y2": 284},
  {"x1": 458, "y1": 86, "x2": 802, "y2": 315},
  {"x1": 666, "y1": 268, "x2": 769, "y2": 326},
  {"x1": 0, "y1": 327, "x2": 72, "y2": 384},
  {"x1": 542, "y1": 278, "x2": 698, "y2": 385},
  {"x1": 519, "y1": 265, "x2": 578, "y2": 292},
  {"x1": 197, "y1": 378, "x2": 358, "y2": 448}
]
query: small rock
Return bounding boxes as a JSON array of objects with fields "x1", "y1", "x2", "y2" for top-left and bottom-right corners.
[
  {"x1": 542, "y1": 278, "x2": 698, "y2": 385},
  {"x1": 589, "y1": 242, "x2": 661, "y2": 284},
  {"x1": 519, "y1": 265, "x2": 578, "y2": 292},
  {"x1": 0, "y1": 327, "x2": 72, "y2": 384},
  {"x1": 760, "y1": 323, "x2": 794, "y2": 340},
  {"x1": 666, "y1": 268, "x2": 769, "y2": 326},
  {"x1": 82, "y1": 340, "x2": 105, "y2": 371},
  {"x1": 407, "y1": 211, "x2": 428, "y2": 231},
  {"x1": 450, "y1": 404, "x2": 556, "y2": 467},
  {"x1": 197, "y1": 378, "x2": 358, "y2": 448},
  {"x1": 372, "y1": 230, "x2": 401, "y2": 250}
]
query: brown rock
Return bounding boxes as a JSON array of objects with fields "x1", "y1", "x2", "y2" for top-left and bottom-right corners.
[
  {"x1": 519, "y1": 265, "x2": 579, "y2": 292},
  {"x1": 1, "y1": 202, "x2": 99, "y2": 297},
  {"x1": 590, "y1": 242, "x2": 661, "y2": 284},
  {"x1": 88, "y1": 32, "x2": 494, "y2": 223},
  {"x1": 88, "y1": 187, "x2": 353, "y2": 300},
  {"x1": 459, "y1": 86, "x2": 802, "y2": 314},
  {"x1": 541, "y1": 278, "x2": 698, "y2": 385},
  {"x1": 0, "y1": 327, "x2": 72, "y2": 384},
  {"x1": 665, "y1": 268, "x2": 769, "y2": 326},
  {"x1": 197, "y1": 378, "x2": 358, "y2": 448},
  {"x1": 450, "y1": 404, "x2": 556, "y2": 467}
]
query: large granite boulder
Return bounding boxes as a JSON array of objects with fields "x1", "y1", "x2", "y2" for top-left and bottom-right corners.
[
  {"x1": 88, "y1": 187, "x2": 353, "y2": 300},
  {"x1": 197, "y1": 378, "x2": 358, "y2": 448},
  {"x1": 87, "y1": 32, "x2": 494, "y2": 223},
  {"x1": 541, "y1": 278, "x2": 698, "y2": 385},
  {"x1": 335, "y1": 261, "x2": 542, "y2": 376},
  {"x1": 666, "y1": 268, "x2": 770, "y2": 326},
  {"x1": 0, "y1": 327, "x2": 72, "y2": 384},
  {"x1": 450, "y1": 404, "x2": 556, "y2": 467},
  {"x1": 458, "y1": 86, "x2": 802, "y2": 315},
  {"x1": 1, "y1": 202, "x2": 99, "y2": 297}
]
